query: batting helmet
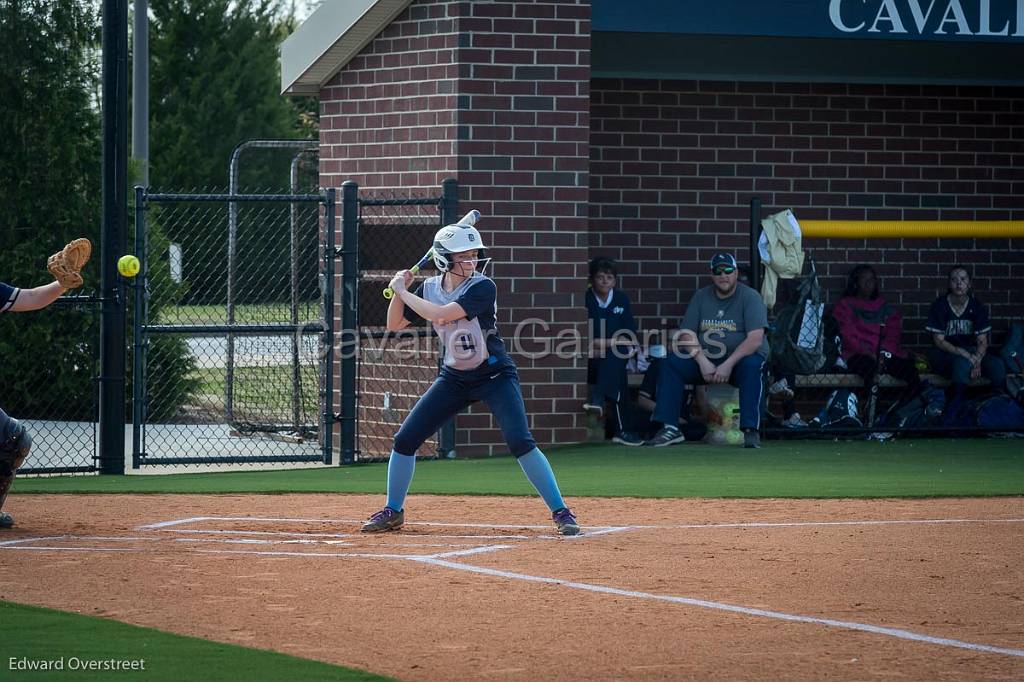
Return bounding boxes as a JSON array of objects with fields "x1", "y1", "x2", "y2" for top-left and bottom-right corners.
[{"x1": 432, "y1": 218, "x2": 489, "y2": 273}]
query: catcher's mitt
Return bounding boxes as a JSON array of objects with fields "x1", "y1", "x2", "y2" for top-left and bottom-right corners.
[{"x1": 47, "y1": 238, "x2": 92, "y2": 289}]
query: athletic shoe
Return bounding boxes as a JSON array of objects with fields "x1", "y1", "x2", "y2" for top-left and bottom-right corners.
[
  {"x1": 611, "y1": 431, "x2": 643, "y2": 446},
  {"x1": 360, "y1": 507, "x2": 404, "y2": 533},
  {"x1": 552, "y1": 507, "x2": 580, "y2": 536},
  {"x1": 743, "y1": 429, "x2": 761, "y2": 449},
  {"x1": 782, "y1": 413, "x2": 808, "y2": 428},
  {"x1": 0, "y1": 511, "x2": 12, "y2": 529},
  {"x1": 768, "y1": 378, "x2": 795, "y2": 400},
  {"x1": 582, "y1": 403, "x2": 604, "y2": 418},
  {"x1": 643, "y1": 426, "x2": 685, "y2": 447}
]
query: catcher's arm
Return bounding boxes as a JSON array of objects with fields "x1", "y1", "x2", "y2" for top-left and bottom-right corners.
[{"x1": 8, "y1": 282, "x2": 65, "y2": 312}]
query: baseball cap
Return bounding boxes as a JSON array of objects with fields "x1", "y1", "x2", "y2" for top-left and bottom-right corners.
[{"x1": 710, "y1": 253, "x2": 738, "y2": 271}]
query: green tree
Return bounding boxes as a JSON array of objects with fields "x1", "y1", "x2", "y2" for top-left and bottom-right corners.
[
  {"x1": 0, "y1": 1, "x2": 201, "y2": 424},
  {"x1": 0, "y1": 0, "x2": 100, "y2": 420},
  {"x1": 149, "y1": 0, "x2": 312, "y2": 191}
]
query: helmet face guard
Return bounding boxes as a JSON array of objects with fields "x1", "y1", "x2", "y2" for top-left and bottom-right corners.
[{"x1": 433, "y1": 249, "x2": 491, "y2": 275}]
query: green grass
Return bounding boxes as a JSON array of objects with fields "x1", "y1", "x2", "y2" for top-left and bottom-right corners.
[
  {"x1": 1, "y1": 600, "x2": 390, "y2": 681},
  {"x1": 191, "y1": 365, "x2": 319, "y2": 414},
  {"x1": 160, "y1": 301, "x2": 320, "y2": 325},
  {"x1": 15, "y1": 440, "x2": 1024, "y2": 498}
]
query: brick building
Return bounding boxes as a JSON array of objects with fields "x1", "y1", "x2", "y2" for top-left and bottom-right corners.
[{"x1": 282, "y1": 0, "x2": 1024, "y2": 457}]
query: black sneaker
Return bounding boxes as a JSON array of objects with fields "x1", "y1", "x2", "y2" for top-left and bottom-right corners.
[
  {"x1": 643, "y1": 426, "x2": 685, "y2": 447},
  {"x1": 612, "y1": 431, "x2": 643, "y2": 447},
  {"x1": 360, "y1": 507, "x2": 404, "y2": 533},
  {"x1": 743, "y1": 429, "x2": 761, "y2": 449},
  {"x1": 552, "y1": 507, "x2": 581, "y2": 536},
  {"x1": 0, "y1": 511, "x2": 13, "y2": 529}
]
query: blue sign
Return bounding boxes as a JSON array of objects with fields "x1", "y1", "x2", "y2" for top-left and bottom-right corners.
[{"x1": 592, "y1": 0, "x2": 1024, "y2": 43}]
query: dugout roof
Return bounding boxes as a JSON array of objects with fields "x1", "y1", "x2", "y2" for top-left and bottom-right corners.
[{"x1": 281, "y1": 0, "x2": 1024, "y2": 95}]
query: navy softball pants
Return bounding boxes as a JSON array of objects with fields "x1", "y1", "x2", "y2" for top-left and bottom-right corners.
[{"x1": 393, "y1": 364, "x2": 536, "y2": 457}]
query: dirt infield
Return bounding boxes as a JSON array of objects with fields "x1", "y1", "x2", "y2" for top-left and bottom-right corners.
[{"x1": 1, "y1": 494, "x2": 1022, "y2": 680}]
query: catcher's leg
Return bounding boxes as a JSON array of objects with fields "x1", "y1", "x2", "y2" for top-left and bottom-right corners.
[{"x1": 0, "y1": 408, "x2": 33, "y2": 528}]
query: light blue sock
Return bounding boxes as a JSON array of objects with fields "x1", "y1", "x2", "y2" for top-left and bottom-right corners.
[
  {"x1": 516, "y1": 448, "x2": 566, "y2": 512},
  {"x1": 385, "y1": 451, "x2": 416, "y2": 511}
]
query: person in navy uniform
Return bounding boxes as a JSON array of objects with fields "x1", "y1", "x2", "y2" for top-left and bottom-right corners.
[
  {"x1": 583, "y1": 256, "x2": 643, "y2": 446},
  {"x1": 926, "y1": 266, "x2": 1008, "y2": 406},
  {"x1": 361, "y1": 213, "x2": 580, "y2": 536},
  {"x1": 1, "y1": 278, "x2": 77, "y2": 529}
]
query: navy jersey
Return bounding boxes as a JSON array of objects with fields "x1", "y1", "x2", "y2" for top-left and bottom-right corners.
[
  {"x1": 403, "y1": 274, "x2": 511, "y2": 374},
  {"x1": 585, "y1": 288, "x2": 636, "y2": 339},
  {"x1": 0, "y1": 281, "x2": 20, "y2": 312},
  {"x1": 925, "y1": 295, "x2": 991, "y2": 350}
]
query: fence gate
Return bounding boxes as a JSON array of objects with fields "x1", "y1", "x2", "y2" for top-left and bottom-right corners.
[
  {"x1": 132, "y1": 188, "x2": 335, "y2": 467},
  {"x1": 338, "y1": 179, "x2": 458, "y2": 463},
  {"x1": 17, "y1": 294, "x2": 100, "y2": 474}
]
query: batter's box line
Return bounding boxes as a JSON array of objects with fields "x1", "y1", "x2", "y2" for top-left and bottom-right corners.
[
  {"x1": 192, "y1": 544, "x2": 514, "y2": 561},
  {"x1": 136, "y1": 515, "x2": 633, "y2": 540},
  {"x1": 0, "y1": 533, "x2": 517, "y2": 561}
]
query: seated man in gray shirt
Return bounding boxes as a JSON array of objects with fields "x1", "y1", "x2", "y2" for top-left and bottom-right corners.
[{"x1": 644, "y1": 253, "x2": 769, "y2": 449}]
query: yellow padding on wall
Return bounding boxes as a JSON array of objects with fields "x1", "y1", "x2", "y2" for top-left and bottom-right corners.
[{"x1": 800, "y1": 220, "x2": 1024, "y2": 239}]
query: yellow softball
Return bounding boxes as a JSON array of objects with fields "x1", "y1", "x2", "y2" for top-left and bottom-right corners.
[{"x1": 118, "y1": 255, "x2": 140, "y2": 278}]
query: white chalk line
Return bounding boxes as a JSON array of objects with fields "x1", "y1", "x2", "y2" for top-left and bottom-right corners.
[
  {"x1": 156, "y1": 528, "x2": 537, "y2": 541},
  {"x1": 136, "y1": 516, "x2": 617, "y2": 533},
  {"x1": 16, "y1": 515, "x2": 1024, "y2": 658},
  {"x1": 140, "y1": 516, "x2": 1024, "y2": 536},
  {"x1": 192, "y1": 544, "x2": 513, "y2": 561},
  {"x1": 1, "y1": 546, "x2": 141, "y2": 553},
  {"x1": 415, "y1": 557, "x2": 1024, "y2": 659},
  {"x1": 642, "y1": 518, "x2": 1024, "y2": 530},
  {"x1": 0, "y1": 536, "x2": 65, "y2": 546}
]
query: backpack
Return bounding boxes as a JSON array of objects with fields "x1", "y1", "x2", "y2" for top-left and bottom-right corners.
[
  {"x1": 770, "y1": 260, "x2": 826, "y2": 376},
  {"x1": 942, "y1": 395, "x2": 1024, "y2": 431},
  {"x1": 974, "y1": 395, "x2": 1024, "y2": 430},
  {"x1": 810, "y1": 389, "x2": 863, "y2": 429},
  {"x1": 876, "y1": 385, "x2": 945, "y2": 431}
]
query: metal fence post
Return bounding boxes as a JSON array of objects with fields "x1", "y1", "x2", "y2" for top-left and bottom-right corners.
[
  {"x1": 437, "y1": 178, "x2": 458, "y2": 458},
  {"x1": 340, "y1": 182, "x2": 359, "y2": 464},
  {"x1": 132, "y1": 186, "x2": 147, "y2": 469},
  {"x1": 290, "y1": 150, "x2": 317, "y2": 432},
  {"x1": 98, "y1": 0, "x2": 129, "y2": 475},
  {"x1": 322, "y1": 188, "x2": 336, "y2": 465}
]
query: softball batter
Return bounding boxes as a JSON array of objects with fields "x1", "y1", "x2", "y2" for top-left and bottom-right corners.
[{"x1": 361, "y1": 214, "x2": 580, "y2": 536}]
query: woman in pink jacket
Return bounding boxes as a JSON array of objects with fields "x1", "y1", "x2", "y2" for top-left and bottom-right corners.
[{"x1": 833, "y1": 265, "x2": 922, "y2": 402}]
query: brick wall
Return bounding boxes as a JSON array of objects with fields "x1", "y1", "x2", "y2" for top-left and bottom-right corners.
[
  {"x1": 318, "y1": 0, "x2": 460, "y2": 192},
  {"x1": 454, "y1": 0, "x2": 591, "y2": 455},
  {"x1": 319, "y1": 0, "x2": 460, "y2": 460},
  {"x1": 590, "y1": 80, "x2": 1024, "y2": 352},
  {"x1": 319, "y1": 0, "x2": 591, "y2": 457}
]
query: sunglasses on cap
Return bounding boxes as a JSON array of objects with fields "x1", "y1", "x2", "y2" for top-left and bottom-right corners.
[{"x1": 712, "y1": 266, "x2": 736, "y2": 275}]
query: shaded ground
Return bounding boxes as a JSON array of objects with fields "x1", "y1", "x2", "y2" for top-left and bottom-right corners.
[{"x1": 1, "y1": 494, "x2": 1022, "y2": 680}]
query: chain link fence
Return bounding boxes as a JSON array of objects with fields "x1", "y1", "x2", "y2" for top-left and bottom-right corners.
[
  {"x1": 348, "y1": 181, "x2": 456, "y2": 462},
  {"x1": 16, "y1": 174, "x2": 460, "y2": 472},
  {"x1": 12, "y1": 293, "x2": 99, "y2": 474},
  {"x1": 133, "y1": 188, "x2": 334, "y2": 466}
]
